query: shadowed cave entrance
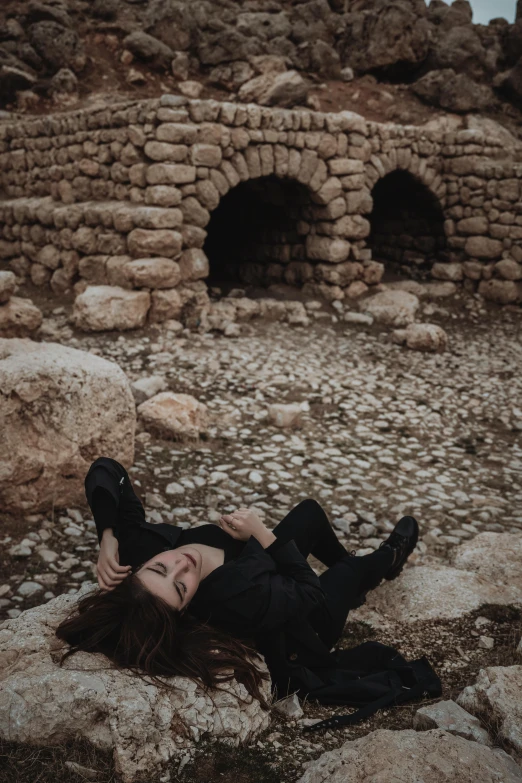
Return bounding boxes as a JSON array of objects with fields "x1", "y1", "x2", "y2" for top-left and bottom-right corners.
[
  {"x1": 203, "y1": 176, "x2": 312, "y2": 289},
  {"x1": 369, "y1": 170, "x2": 447, "y2": 273}
]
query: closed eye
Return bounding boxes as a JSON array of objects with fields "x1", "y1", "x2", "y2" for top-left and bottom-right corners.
[{"x1": 148, "y1": 562, "x2": 185, "y2": 603}]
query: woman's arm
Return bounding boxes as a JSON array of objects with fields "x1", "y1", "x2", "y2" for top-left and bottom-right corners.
[{"x1": 215, "y1": 536, "x2": 326, "y2": 636}]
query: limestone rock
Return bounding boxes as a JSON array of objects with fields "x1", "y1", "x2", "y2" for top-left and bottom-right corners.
[
  {"x1": 350, "y1": 564, "x2": 521, "y2": 625},
  {"x1": 0, "y1": 296, "x2": 43, "y2": 337},
  {"x1": 360, "y1": 290, "x2": 419, "y2": 328},
  {"x1": 0, "y1": 586, "x2": 270, "y2": 783},
  {"x1": 412, "y1": 69, "x2": 493, "y2": 112},
  {"x1": 131, "y1": 375, "x2": 169, "y2": 405},
  {"x1": 238, "y1": 70, "x2": 309, "y2": 108},
  {"x1": 495, "y1": 259, "x2": 522, "y2": 281},
  {"x1": 0, "y1": 270, "x2": 17, "y2": 303},
  {"x1": 0, "y1": 339, "x2": 135, "y2": 512},
  {"x1": 393, "y1": 323, "x2": 448, "y2": 353},
  {"x1": 413, "y1": 699, "x2": 492, "y2": 745},
  {"x1": 431, "y1": 262, "x2": 464, "y2": 281},
  {"x1": 457, "y1": 667, "x2": 522, "y2": 756},
  {"x1": 123, "y1": 31, "x2": 174, "y2": 69},
  {"x1": 274, "y1": 692, "x2": 303, "y2": 719},
  {"x1": 465, "y1": 236, "x2": 503, "y2": 259},
  {"x1": 123, "y1": 258, "x2": 181, "y2": 289},
  {"x1": 296, "y1": 729, "x2": 522, "y2": 783},
  {"x1": 149, "y1": 289, "x2": 182, "y2": 323},
  {"x1": 478, "y1": 280, "x2": 519, "y2": 305},
  {"x1": 127, "y1": 228, "x2": 183, "y2": 259},
  {"x1": 179, "y1": 248, "x2": 209, "y2": 281},
  {"x1": 451, "y1": 532, "x2": 522, "y2": 596},
  {"x1": 137, "y1": 392, "x2": 208, "y2": 440},
  {"x1": 73, "y1": 286, "x2": 151, "y2": 331},
  {"x1": 267, "y1": 403, "x2": 303, "y2": 428}
]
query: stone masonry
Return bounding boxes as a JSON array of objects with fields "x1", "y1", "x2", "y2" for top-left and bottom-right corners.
[{"x1": 1, "y1": 95, "x2": 521, "y2": 325}]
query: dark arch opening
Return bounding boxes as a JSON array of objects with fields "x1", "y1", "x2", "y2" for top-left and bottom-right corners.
[
  {"x1": 203, "y1": 175, "x2": 312, "y2": 289},
  {"x1": 369, "y1": 170, "x2": 447, "y2": 273}
]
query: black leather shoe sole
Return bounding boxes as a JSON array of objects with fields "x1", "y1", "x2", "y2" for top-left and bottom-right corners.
[{"x1": 383, "y1": 516, "x2": 419, "y2": 581}]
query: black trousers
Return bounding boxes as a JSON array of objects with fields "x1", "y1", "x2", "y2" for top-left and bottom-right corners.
[{"x1": 271, "y1": 499, "x2": 393, "y2": 650}]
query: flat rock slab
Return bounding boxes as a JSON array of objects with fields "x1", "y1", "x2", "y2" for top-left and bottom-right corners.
[
  {"x1": 0, "y1": 338, "x2": 135, "y2": 512},
  {"x1": 0, "y1": 585, "x2": 270, "y2": 783},
  {"x1": 451, "y1": 532, "x2": 522, "y2": 595},
  {"x1": 351, "y1": 564, "x2": 521, "y2": 625},
  {"x1": 359, "y1": 290, "x2": 419, "y2": 327},
  {"x1": 457, "y1": 666, "x2": 522, "y2": 758},
  {"x1": 73, "y1": 285, "x2": 151, "y2": 331},
  {"x1": 352, "y1": 533, "x2": 522, "y2": 625},
  {"x1": 414, "y1": 699, "x2": 492, "y2": 745},
  {"x1": 297, "y1": 728, "x2": 522, "y2": 783}
]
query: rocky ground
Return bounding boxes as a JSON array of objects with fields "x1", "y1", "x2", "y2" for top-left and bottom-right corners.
[{"x1": 1, "y1": 276, "x2": 521, "y2": 781}]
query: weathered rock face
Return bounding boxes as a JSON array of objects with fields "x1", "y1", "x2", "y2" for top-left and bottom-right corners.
[
  {"x1": 0, "y1": 270, "x2": 17, "y2": 303},
  {"x1": 457, "y1": 667, "x2": 522, "y2": 757},
  {"x1": 413, "y1": 699, "x2": 492, "y2": 745},
  {"x1": 393, "y1": 323, "x2": 448, "y2": 352},
  {"x1": 451, "y1": 532, "x2": 522, "y2": 596},
  {"x1": 351, "y1": 533, "x2": 522, "y2": 626},
  {"x1": 0, "y1": 585, "x2": 270, "y2": 783},
  {"x1": 137, "y1": 391, "x2": 208, "y2": 440},
  {"x1": 0, "y1": 339, "x2": 135, "y2": 512},
  {"x1": 296, "y1": 728, "x2": 522, "y2": 783},
  {"x1": 338, "y1": 1, "x2": 431, "y2": 75},
  {"x1": 351, "y1": 564, "x2": 522, "y2": 625},
  {"x1": 360, "y1": 290, "x2": 420, "y2": 328},
  {"x1": 0, "y1": 296, "x2": 43, "y2": 337},
  {"x1": 73, "y1": 285, "x2": 151, "y2": 331}
]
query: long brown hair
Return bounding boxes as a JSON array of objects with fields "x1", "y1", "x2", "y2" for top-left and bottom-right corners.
[{"x1": 54, "y1": 575, "x2": 272, "y2": 711}]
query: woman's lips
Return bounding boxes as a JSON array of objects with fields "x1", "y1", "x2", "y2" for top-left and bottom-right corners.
[{"x1": 185, "y1": 553, "x2": 196, "y2": 567}]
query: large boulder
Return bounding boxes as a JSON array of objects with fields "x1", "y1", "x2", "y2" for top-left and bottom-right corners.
[
  {"x1": 338, "y1": 1, "x2": 430, "y2": 76},
  {"x1": 412, "y1": 69, "x2": 494, "y2": 112},
  {"x1": 137, "y1": 391, "x2": 208, "y2": 440},
  {"x1": 451, "y1": 532, "x2": 522, "y2": 595},
  {"x1": 27, "y1": 21, "x2": 85, "y2": 72},
  {"x1": 359, "y1": 290, "x2": 419, "y2": 327},
  {"x1": 73, "y1": 286, "x2": 151, "y2": 331},
  {"x1": 0, "y1": 585, "x2": 270, "y2": 783},
  {"x1": 352, "y1": 532, "x2": 522, "y2": 626},
  {"x1": 457, "y1": 667, "x2": 522, "y2": 757},
  {"x1": 238, "y1": 69, "x2": 310, "y2": 107},
  {"x1": 351, "y1": 564, "x2": 522, "y2": 625},
  {"x1": 296, "y1": 728, "x2": 522, "y2": 783},
  {"x1": 0, "y1": 296, "x2": 43, "y2": 337},
  {"x1": 0, "y1": 339, "x2": 135, "y2": 512},
  {"x1": 122, "y1": 32, "x2": 175, "y2": 70}
]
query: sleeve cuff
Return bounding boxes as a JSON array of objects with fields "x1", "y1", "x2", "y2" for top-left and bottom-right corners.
[
  {"x1": 265, "y1": 538, "x2": 307, "y2": 565},
  {"x1": 264, "y1": 535, "x2": 289, "y2": 555}
]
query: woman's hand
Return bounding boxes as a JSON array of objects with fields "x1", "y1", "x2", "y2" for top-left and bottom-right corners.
[
  {"x1": 97, "y1": 531, "x2": 131, "y2": 591},
  {"x1": 219, "y1": 507, "x2": 275, "y2": 546}
]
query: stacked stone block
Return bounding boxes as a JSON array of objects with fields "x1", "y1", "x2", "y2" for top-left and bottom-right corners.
[{"x1": 0, "y1": 95, "x2": 521, "y2": 319}]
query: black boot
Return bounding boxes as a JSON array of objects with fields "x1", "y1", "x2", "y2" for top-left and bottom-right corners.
[{"x1": 378, "y1": 516, "x2": 419, "y2": 581}]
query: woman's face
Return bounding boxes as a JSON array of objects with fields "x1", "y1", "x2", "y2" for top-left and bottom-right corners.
[{"x1": 135, "y1": 546, "x2": 202, "y2": 610}]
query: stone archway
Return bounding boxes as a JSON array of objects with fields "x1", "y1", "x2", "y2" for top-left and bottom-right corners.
[
  {"x1": 203, "y1": 175, "x2": 313, "y2": 288},
  {"x1": 368, "y1": 169, "x2": 448, "y2": 272}
]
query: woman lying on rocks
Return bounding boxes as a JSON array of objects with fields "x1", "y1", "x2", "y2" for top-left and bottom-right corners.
[{"x1": 55, "y1": 457, "x2": 441, "y2": 731}]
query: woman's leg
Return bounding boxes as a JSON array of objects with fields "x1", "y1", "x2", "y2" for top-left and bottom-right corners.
[
  {"x1": 308, "y1": 548, "x2": 394, "y2": 650},
  {"x1": 272, "y1": 498, "x2": 349, "y2": 566}
]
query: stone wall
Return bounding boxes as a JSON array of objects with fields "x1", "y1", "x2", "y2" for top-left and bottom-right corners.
[{"x1": 0, "y1": 95, "x2": 521, "y2": 317}]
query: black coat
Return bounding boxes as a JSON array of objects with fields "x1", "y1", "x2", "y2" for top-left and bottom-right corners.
[{"x1": 86, "y1": 458, "x2": 442, "y2": 729}]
